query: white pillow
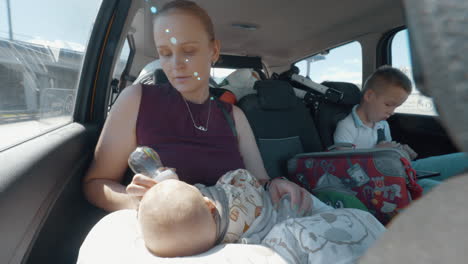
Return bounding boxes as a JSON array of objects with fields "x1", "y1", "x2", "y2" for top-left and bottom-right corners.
[
  {"x1": 220, "y1": 68, "x2": 260, "y2": 100},
  {"x1": 77, "y1": 209, "x2": 287, "y2": 264}
]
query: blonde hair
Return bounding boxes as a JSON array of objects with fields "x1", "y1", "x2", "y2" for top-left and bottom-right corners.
[
  {"x1": 363, "y1": 65, "x2": 412, "y2": 95},
  {"x1": 154, "y1": 0, "x2": 215, "y2": 41}
]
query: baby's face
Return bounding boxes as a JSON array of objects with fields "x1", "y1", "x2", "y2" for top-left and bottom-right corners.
[{"x1": 138, "y1": 179, "x2": 219, "y2": 257}]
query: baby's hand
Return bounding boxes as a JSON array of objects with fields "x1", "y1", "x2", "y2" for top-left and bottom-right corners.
[{"x1": 269, "y1": 178, "x2": 312, "y2": 216}]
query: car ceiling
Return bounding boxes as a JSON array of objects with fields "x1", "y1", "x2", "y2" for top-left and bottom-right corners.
[{"x1": 129, "y1": 0, "x2": 405, "y2": 69}]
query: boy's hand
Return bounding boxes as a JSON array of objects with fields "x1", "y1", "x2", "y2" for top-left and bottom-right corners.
[
  {"x1": 402, "y1": 144, "x2": 418, "y2": 160},
  {"x1": 377, "y1": 141, "x2": 418, "y2": 160},
  {"x1": 376, "y1": 141, "x2": 401, "y2": 148}
]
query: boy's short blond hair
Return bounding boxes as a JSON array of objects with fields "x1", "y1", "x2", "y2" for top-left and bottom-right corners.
[{"x1": 362, "y1": 65, "x2": 412, "y2": 95}]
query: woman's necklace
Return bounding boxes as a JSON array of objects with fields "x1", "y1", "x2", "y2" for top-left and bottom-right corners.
[{"x1": 182, "y1": 96, "x2": 212, "y2": 132}]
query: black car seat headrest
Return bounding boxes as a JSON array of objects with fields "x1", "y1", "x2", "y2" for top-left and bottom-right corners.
[
  {"x1": 321, "y1": 81, "x2": 361, "y2": 105},
  {"x1": 310, "y1": 81, "x2": 362, "y2": 148},
  {"x1": 255, "y1": 80, "x2": 297, "y2": 110}
]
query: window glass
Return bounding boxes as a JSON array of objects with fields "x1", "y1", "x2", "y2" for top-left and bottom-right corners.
[
  {"x1": 295, "y1": 41, "x2": 363, "y2": 88},
  {"x1": 0, "y1": 0, "x2": 103, "y2": 150},
  {"x1": 391, "y1": 29, "x2": 437, "y2": 116}
]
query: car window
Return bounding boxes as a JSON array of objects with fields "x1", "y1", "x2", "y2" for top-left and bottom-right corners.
[
  {"x1": 391, "y1": 29, "x2": 437, "y2": 116},
  {"x1": 295, "y1": 41, "x2": 363, "y2": 88},
  {"x1": 0, "y1": 0, "x2": 103, "y2": 151}
]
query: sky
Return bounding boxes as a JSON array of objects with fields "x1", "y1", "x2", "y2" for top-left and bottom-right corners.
[
  {"x1": 0, "y1": 0, "x2": 102, "y2": 51},
  {"x1": 295, "y1": 41, "x2": 363, "y2": 86}
]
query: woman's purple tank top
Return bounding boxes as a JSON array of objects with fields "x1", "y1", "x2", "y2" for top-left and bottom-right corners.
[{"x1": 136, "y1": 84, "x2": 245, "y2": 185}]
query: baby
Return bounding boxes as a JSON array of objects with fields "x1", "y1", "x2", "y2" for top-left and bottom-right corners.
[
  {"x1": 137, "y1": 169, "x2": 385, "y2": 262},
  {"x1": 137, "y1": 169, "x2": 270, "y2": 257}
]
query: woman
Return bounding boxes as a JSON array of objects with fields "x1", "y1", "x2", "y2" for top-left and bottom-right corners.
[{"x1": 83, "y1": 0, "x2": 311, "y2": 214}]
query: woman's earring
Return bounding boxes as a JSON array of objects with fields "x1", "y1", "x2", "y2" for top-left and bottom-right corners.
[{"x1": 211, "y1": 61, "x2": 216, "y2": 67}]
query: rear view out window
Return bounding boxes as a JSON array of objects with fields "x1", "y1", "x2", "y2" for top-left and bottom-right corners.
[
  {"x1": 295, "y1": 41, "x2": 363, "y2": 88},
  {"x1": 0, "y1": 0, "x2": 103, "y2": 151}
]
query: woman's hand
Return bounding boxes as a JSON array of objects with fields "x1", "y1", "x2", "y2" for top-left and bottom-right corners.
[
  {"x1": 126, "y1": 167, "x2": 178, "y2": 198},
  {"x1": 126, "y1": 174, "x2": 158, "y2": 198},
  {"x1": 268, "y1": 178, "x2": 312, "y2": 216}
]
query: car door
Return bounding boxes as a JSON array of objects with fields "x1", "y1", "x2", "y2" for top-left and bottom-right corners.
[{"x1": 0, "y1": 1, "x2": 131, "y2": 263}]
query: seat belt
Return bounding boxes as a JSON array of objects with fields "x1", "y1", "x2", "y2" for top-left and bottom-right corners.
[
  {"x1": 377, "y1": 128, "x2": 386, "y2": 144},
  {"x1": 214, "y1": 98, "x2": 238, "y2": 138},
  {"x1": 210, "y1": 87, "x2": 237, "y2": 137}
]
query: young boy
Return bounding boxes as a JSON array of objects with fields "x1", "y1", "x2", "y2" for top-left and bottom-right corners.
[
  {"x1": 334, "y1": 66, "x2": 468, "y2": 193},
  {"x1": 137, "y1": 169, "x2": 385, "y2": 262}
]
